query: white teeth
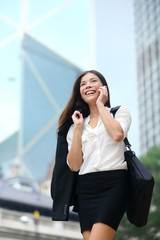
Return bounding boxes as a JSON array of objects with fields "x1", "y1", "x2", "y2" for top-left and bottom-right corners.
[{"x1": 86, "y1": 91, "x2": 95, "y2": 95}]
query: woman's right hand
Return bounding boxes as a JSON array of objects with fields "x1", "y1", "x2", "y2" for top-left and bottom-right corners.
[{"x1": 72, "y1": 110, "x2": 84, "y2": 129}]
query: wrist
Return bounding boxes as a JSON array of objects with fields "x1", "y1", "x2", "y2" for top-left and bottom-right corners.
[
  {"x1": 96, "y1": 101, "x2": 104, "y2": 109},
  {"x1": 73, "y1": 124, "x2": 83, "y2": 132}
]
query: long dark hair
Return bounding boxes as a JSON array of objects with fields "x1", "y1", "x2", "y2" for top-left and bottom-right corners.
[{"x1": 57, "y1": 70, "x2": 111, "y2": 130}]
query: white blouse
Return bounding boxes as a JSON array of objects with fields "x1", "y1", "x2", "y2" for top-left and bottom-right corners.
[{"x1": 66, "y1": 106, "x2": 132, "y2": 175}]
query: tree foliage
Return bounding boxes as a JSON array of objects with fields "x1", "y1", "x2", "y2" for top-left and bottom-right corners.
[{"x1": 115, "y1": 146, "x2": 160, "y2": 240}]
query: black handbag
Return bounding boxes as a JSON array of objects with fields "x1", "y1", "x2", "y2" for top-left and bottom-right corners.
[{"x1": 111, "y1": 106, "x2": 154, "y2": 227}]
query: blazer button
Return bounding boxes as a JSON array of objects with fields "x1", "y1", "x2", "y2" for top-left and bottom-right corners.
[{"x1": 64, "y1": 204, "x2": 68, "y2": 215}]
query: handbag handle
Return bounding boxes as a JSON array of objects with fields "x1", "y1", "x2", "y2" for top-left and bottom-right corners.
[{"x1": 110, "y1": 106, "x2": 132, "y2": 150}]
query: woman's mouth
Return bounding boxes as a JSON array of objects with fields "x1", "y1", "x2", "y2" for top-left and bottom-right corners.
[{"x1": 85, "y1": 90, "x2": 96, "y2": 95}]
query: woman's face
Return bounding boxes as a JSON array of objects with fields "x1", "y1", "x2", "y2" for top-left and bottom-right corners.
[{"x1": 80, "y1": 72, "x2": 103, "y2": 105}]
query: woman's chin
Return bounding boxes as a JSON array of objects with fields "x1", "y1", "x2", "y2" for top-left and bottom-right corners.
[{"x1": 83, "y1": 97, "x2": 98, "y2": 105}]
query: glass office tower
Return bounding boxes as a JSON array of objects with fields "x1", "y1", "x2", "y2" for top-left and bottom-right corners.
[
  {"x1": 0, "y1": 34, "x2": 81, "y2": 180},
  {"x1": 134, "y1": 0, "x2": 160, "y2": 154},
  {"x1": 0, "y1": 0, "x2": 93, "y2": 180},
  {"x1": 20, "y1": 34, "x2": 81, "y2": 180}
]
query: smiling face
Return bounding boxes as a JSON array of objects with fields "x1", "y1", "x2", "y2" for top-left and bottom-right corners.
[{"x1": 80, "y1": 72, "x2": 103, "y2": 105}]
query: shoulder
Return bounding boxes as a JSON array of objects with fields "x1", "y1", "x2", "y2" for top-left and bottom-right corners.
[
  {"x1": 110, "y1": 105, "x2": 132, "y2": 125},
  {"x1": 117, "y1": 106, "x2": 131, "y2": 116},
  {"x1": 110, "y1": 105, "x2": 130, "y2": 116},
  {"x1": 115, "y1": 106, "x2": 132, "y2": 129},
  {"x1": 110, "y1": 106, "x2": 132, "y2": 136}
]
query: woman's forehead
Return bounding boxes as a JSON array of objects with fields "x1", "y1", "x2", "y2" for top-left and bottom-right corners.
[{"x1": 81, "y1": 72, "x2": 100, "y2": 82}]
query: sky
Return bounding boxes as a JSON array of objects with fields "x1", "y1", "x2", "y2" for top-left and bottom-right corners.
[
  {"x1": 94, "y1": 0, "x2": 139, "y2": 154},
  {"x1": 0, "y1": 0, "x2": 139, "y2": 155}
]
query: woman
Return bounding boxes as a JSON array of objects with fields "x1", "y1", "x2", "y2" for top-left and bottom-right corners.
[{"x1": 51, "y1": 70, "x2": 131, "y2": 240}]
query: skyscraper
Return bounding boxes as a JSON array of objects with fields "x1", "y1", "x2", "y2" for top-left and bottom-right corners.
[
  {"x1": 0, "y1": 34, "x2": 81, "y2": 180},
  {"x1": 134, "y1": 0, "x2": 160, "y2": 154},
  {"x1": 20, "y1": 34, "x2": 81, "y2": 180},
  {"x1": 0, "y1": 0, "x2": 93, "y2": 180}
]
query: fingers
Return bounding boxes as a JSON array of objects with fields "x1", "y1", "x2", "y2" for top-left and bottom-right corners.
[
  {"x1": 72, "y1": 111, "x2": 82, "y2": 119},
  {"x1": 72, "y1": 111, "x2": 84, "y2": 127},
  {"x1": 97, "y1": 86, "x2": 108, "y2": 105},
  {"x1": 98, "y1": 86, "x2": 107, "y2": 94},
  {"x1": 98, "y1": 86, "x2": 108, "y2": 98},
  {"x1": 72, "y1": 111, "x2": 84, "y2": 129}
]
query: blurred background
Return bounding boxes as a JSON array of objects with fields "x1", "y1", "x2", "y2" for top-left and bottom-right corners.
[{"x1": 0, "y1": 0, "x2": 160, "y2": 239}]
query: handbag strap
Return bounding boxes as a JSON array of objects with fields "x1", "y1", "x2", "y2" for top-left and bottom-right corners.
[{"x1": 110, "y1": 106, "x2": 132, "y2": 150}]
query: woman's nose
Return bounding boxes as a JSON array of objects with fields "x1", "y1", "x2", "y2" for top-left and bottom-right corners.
[{"x1": 86, "y1": 82, "x2": 91, "y2": 88}]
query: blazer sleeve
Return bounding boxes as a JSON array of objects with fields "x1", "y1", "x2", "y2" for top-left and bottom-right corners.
[{"x1": 50, "y1": 121, "x2": 78, "y2": 221}]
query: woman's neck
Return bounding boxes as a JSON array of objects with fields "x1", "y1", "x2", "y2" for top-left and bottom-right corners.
[{"x1": 89, "y1": 105, "x2": 99, "y2": 119}]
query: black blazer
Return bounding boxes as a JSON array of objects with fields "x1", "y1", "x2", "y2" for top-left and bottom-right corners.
[{"x1": 50, "y1": 119, "x2": 78, "y2": 221}]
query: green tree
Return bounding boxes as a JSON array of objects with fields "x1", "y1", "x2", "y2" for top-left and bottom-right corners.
[{"x1": 115, "y1": 146, "x2": 160, "y2": 240}]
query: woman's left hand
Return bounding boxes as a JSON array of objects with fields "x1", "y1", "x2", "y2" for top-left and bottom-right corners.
[{"x1": 96, "y1": 86, "x2": 108, "y2": 106}]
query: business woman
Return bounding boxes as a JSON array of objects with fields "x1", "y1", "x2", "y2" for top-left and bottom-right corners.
[{"x1": 55, "y1": 70, "x2": 131, "y2": 240}]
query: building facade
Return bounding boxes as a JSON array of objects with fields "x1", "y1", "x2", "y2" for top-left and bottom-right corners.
[
  {"x1": 0, "y1": 208, "x2": 82, "y2": 240},
  {"x1": 20, "y1": 33, "x2": 81, "y2": 180},
  {"x1": 0, "y1": 34, "x2": 82, "y2": 180},
  {"x1": 134, "y1": 0, "x2": 160, "y2": 154},
  {"x1": 0, "y1": 0, "x2": 94, "y2": 180}
]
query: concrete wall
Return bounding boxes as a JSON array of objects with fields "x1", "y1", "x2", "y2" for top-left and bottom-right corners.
[{"x1": 0, "y1": 208, "x2": 82, "y2": 240}]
